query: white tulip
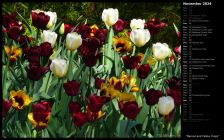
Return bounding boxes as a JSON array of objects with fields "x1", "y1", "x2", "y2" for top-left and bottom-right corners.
[
  {"x1": 152, "y1": 42, "x2": 171, "y2": 60},
  {"x1": 102, "y1": 8, "x2": 119, "y2": 26},
  {"x1": 130, "y1": 29, "x2": 150, "y2": 47},
  {"x1": 130, "y1": 19, "x2": 145, "y2": 30},
  {"x1": 66, "y1": 32, "x2": 82, "y2": 51},
  {"x1": 158, "y1": 96, "x2": 175, "y2": 116},
  {"x1": 50, "y1": 58, "x2": 68, "y2": 78},
  {"x1": 45, "y1": 11, "x2": 57, "y2": 29},
  {"x1": 41, "y1": 30, "x2": 58, "y2": 47}
]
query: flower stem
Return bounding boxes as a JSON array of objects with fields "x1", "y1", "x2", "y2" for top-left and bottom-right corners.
[
  {"x1": 86, "y1": 67, "x2": 92, "y2": 97},
  {"x1": 161, "y1": 116, "x2": 165, "y2": 137},
  {"x1": 36, "y1": 29, "x2": 39, "y2": 44}
]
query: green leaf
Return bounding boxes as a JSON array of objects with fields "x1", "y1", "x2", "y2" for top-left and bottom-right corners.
[
  {"x1": 52, "y1": 21, "x2": 62, "y2": 32},
  {"x1": 136, "y1": 100, "x2": 149, "y2": 124},
  {"x1": 23, "y1": 122, "x2": 32, "y2": 138},
  {"x1": 16, "y1": 11, "x2": 32, "y2": 34},
  {"x1": 141, "y1": 47, "x2": 150, "y2": 65},
  {"x1": 73, "y1": 63, "x2": 85, "y2": 80},
  {"x1": 104, "y1": 27, "x2": 114, "y2": 74}
]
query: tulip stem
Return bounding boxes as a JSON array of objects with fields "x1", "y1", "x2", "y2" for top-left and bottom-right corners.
[
  {"x1": 161, "y1": 116, "x2": 165, "y2": 137},
  {"x1": 87, "y1": 67, "x2": 92, "y2": 97},
  {"x1": 36, "y1": 29, "x2": 39, "y2": 44},
  {"x1": 139, "y1": 79, "x2": 142, "y2": 89}
]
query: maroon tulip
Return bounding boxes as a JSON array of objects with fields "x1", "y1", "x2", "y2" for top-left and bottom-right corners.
[
  {"x1": 2, "y1": 12, "x2": 16, "y2": 29},
  {"x1": 146, "y1": 18, "x2": 166, "y2": 35},
  {"x1": 78, "y1": 37, "x2": 102, "y2": 67},
  {"x1": 79, "y1": 37, "x2": 101, "y2": 56},
  {"x1": 32, "y1": 101, "x2": 51, "y2": 123},
  {"x1": 95, "y1": 29, "x2": 107, "y2": 44},
  {"x1": 7, "y1": 21, "x2": 22, "y2": 40},
  {"x1": 27, "y1": 63, "x2": 48, "y2": 81},
  {"x1": 86, "y1": 94, "x2": 109, "y2": 113},
  {"x1": 95, "y1": 77, "x2": 105, "y2": 89},
  {"x1": 31, "y1": 11, "x2": 50, "y2": 29},
  {"x1": 165, "y1": 77, "x2": 181, "y2": 106},
  {"x1": 137, "y1": 64, "x2": 151, "y2": 79},
  {"x1": 165, "y1": 77, "x2": 181, "y2": 92},
  {"x1": 25, "y1": 46, "x2": 42, "y2": 63},
  {"x1": 113, "y1": 19, "x2": 128, "y2": 32},
  {"x1": 122, "y1": 55, "x2": 141, "y2": 69},
  {"x1": 69, "y1": 101, "x2": 81, "y2": 114},
  {"x1": 76, "y1": 24, "x2": 91, "y2": 39},
  {"x1": 64, "y1": 23, "x2": 75, "y2": 35},
  {"x1": 143, "y1": 89, "x2": 163, "y2": 105},
  {"x1": 63, "y1": 80, "x2": 80, "y2": 96},
  {"x1": 82, "y1": 53, "x2": 101, "y2": 67},
  {"x1": 16, "y1": 35, "x2": 32, "y2": 48},
  {"x1": 119, "y1": 101, "x2": 141, "y2": 119},
  {"x1": 2, "y1": 100, "x2": 11, "y2": 118},
  {"x1": 40, "y1": 42, "x2": 53, "y2": 57},
  {"x1": 72, "y1": 111, "x2": 88, "y2": 127}
]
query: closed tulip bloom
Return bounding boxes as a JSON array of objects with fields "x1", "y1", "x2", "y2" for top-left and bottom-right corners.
[
  {"x1": 45, "y1": 11, "x2": 57, "y2": 29},
  {"x1": 63, "y1": 80, "x2": 80, "y2": 96},
  {"x1": 59, "y1": 23, "x2": 64, "y2": 35},
  {"x1": 113, "y1": 18, "x2": 127, "y2": 32},
  {"x1": 130, "y1": 19, "x2": 145, "y2": 30},
  {"x1": 66, "y1": 32, "x2": 82, "y2": 51},
  {"x1": 130, "y1": 29, "x2": 150, "y2": 47},
  {"x1": 41, "y1": 30, "x2": 58, "y2": 47},
  {"x1": 137, "y1": 64, "x2": 150, "y2": 79},
  {"x1": 142, "y1": 89, "x2": 163, "y2": 105},
  {"x1": 119, "y1": 101, "x2": 141, "y2": 119},
  {"x1": 40, "y1": 42, "x2": 53, "y2": 57},
  {"x1": 31, "y1": 9, "x2": 50, "y2": 30},
  {"x1": 152, "y1": 42, "x2": 171, "y2": 60},
  {"x1": 158, "y1": 96, "x2": 175, "y2": 116},
  {"x1": 28, "y1": 101, "x2": 51, "y2": 130},
  {"x1": 50, "y1": 58, "x2": 68, "y2": 78},
  {"x1": 102, "y1": 8, "x2": 119, "y2": 26},
  {"x1": 2, "y1": 100, "x2": 11, "y2": 118}
]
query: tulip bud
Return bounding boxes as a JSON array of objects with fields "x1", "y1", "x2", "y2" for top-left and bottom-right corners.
[
  {"x1": 130, "y1": 19, "x2": 145, "y2": 30},
  {"x1": 130, "y1": 29, "x2": 150, "y2": 47},
  {"x1": 158, "y1": 96, "x2": 175, "y2": 116},
  {"x1": 59, "y1": 23, "x2": 64, "y2": 35},
  {"x1": 66, "y1": 32, "x2": 82, "y2": 51},
  {"x1": 50, "y1": 58, "x2": 68, "y2": 78},
  {"x1": 102, "y1": 8, "x2": 119, "y2": 26},
  {"x1": 41, "y1": 30, "x2": 58, "y2": 47},
  {"x1": 152, "y1": 42, "x2": 170, "y2": 60},
  {"x1": 45, "y1": 11, "x2": 57, "y2": 29}
]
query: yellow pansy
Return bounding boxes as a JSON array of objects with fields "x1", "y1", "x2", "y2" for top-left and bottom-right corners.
[
  {"x1": 9, "y1": 90, "x2": 32, "y2": 110},
  {"x1": 112, "y1": 36, "x2": 132, "y2": 53},
  {"x1": 4, "y1": 45, "x2": 22, "y2": 62},
  {"x1": 118, "y1": 92, "x2": 135, "y2": 102}
]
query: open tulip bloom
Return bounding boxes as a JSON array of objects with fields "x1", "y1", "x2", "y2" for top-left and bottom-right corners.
[{"x1": 2, "y1": 4, "x2": 181, "y2": 138}]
